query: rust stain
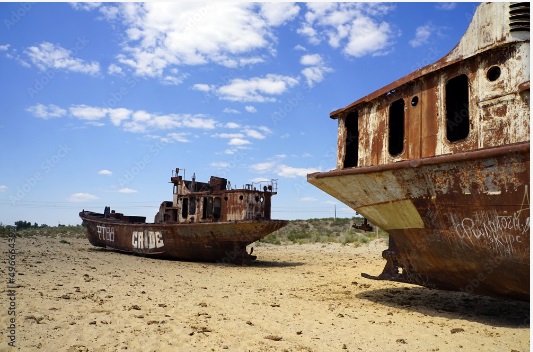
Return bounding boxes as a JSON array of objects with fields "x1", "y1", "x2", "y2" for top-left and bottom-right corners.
[
  {"x1": 308, "y1": 2, "x2": 530, "y2": 301},
  {"x1": 81, "y1": 169, "x2": 287, "y2": 264}
]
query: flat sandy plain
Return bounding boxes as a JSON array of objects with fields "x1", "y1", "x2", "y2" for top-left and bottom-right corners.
[{"x1": 0, "y1": 236, "x2": 529, "y2": 352}]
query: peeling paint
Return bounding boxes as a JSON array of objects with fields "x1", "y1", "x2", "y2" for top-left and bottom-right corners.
[{"x1": 308, "y1": 2, "x2": 530, "y2": 301}]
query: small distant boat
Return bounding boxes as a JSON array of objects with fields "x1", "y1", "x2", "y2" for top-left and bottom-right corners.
[
  {"x1": 80, "y1": 168, "x2": 288, "y2": 264},
  {"x1": 308, "y1": 2, "x2": 530, "y2": 301}
]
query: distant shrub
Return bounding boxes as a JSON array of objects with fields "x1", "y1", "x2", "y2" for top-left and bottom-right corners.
[{"x1": 258, "y1": 217, "x2": 387, "y2": 247}]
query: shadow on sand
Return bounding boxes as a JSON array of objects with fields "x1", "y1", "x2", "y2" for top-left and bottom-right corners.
[{"x1": 356, "y1": 286, "x2": 529, "y2": 328}]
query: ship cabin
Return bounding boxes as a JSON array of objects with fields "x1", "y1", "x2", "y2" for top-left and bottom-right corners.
[
  {"x1": 154, "y1": 168, "x2": 278, "y2": 224},
  {"x1": 332, "y1": 2, "x2": 529, "y2": 171}
]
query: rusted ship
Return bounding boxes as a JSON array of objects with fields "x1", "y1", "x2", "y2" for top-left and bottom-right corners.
[
  {"x1": 80, "y1": 168, "x2": 288, "y2": 264},
  {"x1": 308, "y1": 2, "x2": 530, "y2": 301}
]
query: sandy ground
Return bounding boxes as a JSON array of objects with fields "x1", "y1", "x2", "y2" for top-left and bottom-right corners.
[{"x1": 0, "y1": 236, "x2": 529, "y2": 352}]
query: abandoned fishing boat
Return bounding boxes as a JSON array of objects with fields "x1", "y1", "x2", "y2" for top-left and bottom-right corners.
[
  {"x1": 308, "y1": 2, "x2": 530, "y2": 301},
  {"x1": 80, "y1": 168, "x2": 288, "y2": 264}
]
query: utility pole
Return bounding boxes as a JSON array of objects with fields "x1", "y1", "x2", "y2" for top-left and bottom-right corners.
[{"x1": 334, "y1": 204, "x2": 336, "y2": 220}]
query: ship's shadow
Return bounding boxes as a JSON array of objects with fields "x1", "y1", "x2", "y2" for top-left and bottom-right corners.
[{"x1": 356, "y1": 286, "x2": 530, "y2": 328}]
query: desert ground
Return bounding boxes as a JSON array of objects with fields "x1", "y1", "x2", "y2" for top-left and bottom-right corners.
[{"x1": 0, "y1": 235, "x2": 529, "y2": 352}]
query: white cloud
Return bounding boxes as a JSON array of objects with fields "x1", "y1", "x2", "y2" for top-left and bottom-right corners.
[
  {"x1": 409, "y1": 24, "x2": 434, "y2": 48},
  {"x1": 250, "y1": 161, "x2": 321, "y2": 178},
  {"x1": 70, "y1": 2, "x2": 102, "y2": 11},
  {"x1": 251, "y1": 161, "x2": 277, "y2": 173},
  {"x1": 25, "y1": 42, "x2": 100, "y2": 75},
  {"x1": 161, "y1": 74, "x2": 188, "y2": 86},
  {"x1": 277, "y1": 165, "x2": 321, "y2": 178},
  {"x1": 118, "y1": 187, "x2": 137, "y2": 193},
  {"x1": 245, "y1": 105, "x2": 257, "y2": 113},
  {"x1": 298, "y1": 3, "x2": 395, "y2": 58},
  {"x1": 344, "y1": 16, "x2": 392, "y2": 57},
  {"x1": 259, "y1": 3, "x2": 300, "y2": 26},
  {"x1": 0, "y1": 44, "x2": 10, "y2": 51},
  {"x1": 108, "y1": 108, "x2": 132, "y2": 126},
  {"x1": 228, "y1": 138, "x2": 251, "y2": 146},
  {"x1": 258, "y1": 126, "x2": 272, "y2": 134},
  {"x1": 294, "y1": 44, "x2": 307, "y2": 51},
  {"x1": 300, "y1": 54, "x2": 323, "y2": 66},
  {"x1": 300, "y1": 53, "x2": 332, "y2": 87},
  {"x1": 167, "y1": 132, "x2": 190, "y2": 143},
  {"x1": 0, "y1": 185, "x2": 7, "y2": 192},
  {"x1": 216, "y1": 74, "x2": 299, "y2": 102},
  {"x1": 213, "y1": 133, "x2": 244, "y2": 139},
  {"x1": 225, "y1": 122, "x2": 240, "y2": 129},
  {"x1": 27, "y1": 103, "x2": 217, "y2": 133},
  {"x1": 223, "y1": 108, "x2": 241, "y2": 114},
  {"x1": 244, "y1": 129, "x2": 266, "y2": 139},
  {"x1": 107, "y1": 63, "x2": 123, "y2": 75},
  {"x1": 301, "y1": 66, "x2": 332, "y2": 87},
  {"x1": 192, "y1": 83, "x2": 212, "y2": 92},
  {"x1": 26, "y1": 104, "x2": 66, "y2": 119},
  {"x1": 68, "y1": 193, "x2": 99, "y2": 202},
  {"x1": 100, "y1": 3, "x2": 296, "y2": 77},
  {"x1": 98, "y1": 169, "x2": 113, "y2": 176},
  {"x1": 69, "y1": 105, "x2": 107, "y2": 120}
]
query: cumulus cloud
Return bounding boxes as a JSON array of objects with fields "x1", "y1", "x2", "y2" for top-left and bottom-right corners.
[
  {"x1": 27, "y1": 103, "x2": 217, "y2": 132},
  {"x1": 192, "y1": 83, "x2": 213, "y2": 92},
  {"x1": 227, "y1": 138, "x2": 250, "y2": 146},
  {"x1": 259, "y1": 3, "x2": 300, "y2": 26},
  {"x1": 107, "y1": 63, "x2": 123, "y2": 75},
  {"x1": 26, "y1": 103, "x2": 66, "y2": 119},
  {"x1": 298, "y1": 3, "x2": 395, "y2": 57},
  {"x1": 92, "y1": 3, "x2": 299, "y2": 78},
  {"x1": 299, "y1": 53, "x2": 332, "y2": 87},
  {"x1": 69, "y1": 105, "x2": 108, "y2": 120},
  {"x1": 25, "y1": 42, "x2": 100, "y2": 75},
  {"x1": 215, "y1": 74, "x2": 299, "y2": 102},
  {"x1": 68, "y1": 193, "x2": 99, "y2": 202},
  {"x1": 98, "y1": 169, "x2": 113, "y2": 176},
  {"x1": 225, "y1": 122, "x2": 241, "y2": 129},
  {"x1": 409, "y1": 23, "x2": 443, "y2": 48},
  {"x1": 0, "y1": 185, "x2": 7, "y2": 192},
  {"x1": 245, "y1": 105, "x2": 257, "y2": 113}
]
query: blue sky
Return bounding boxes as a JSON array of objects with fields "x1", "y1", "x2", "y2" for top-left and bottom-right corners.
[{"x1": 0, "y1": 2, "x2": 479, "y2": 225}]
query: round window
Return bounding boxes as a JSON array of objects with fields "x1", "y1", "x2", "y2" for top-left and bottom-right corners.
[{"x1": 487, "y1": 66, "x2": 501, "y2": 82}]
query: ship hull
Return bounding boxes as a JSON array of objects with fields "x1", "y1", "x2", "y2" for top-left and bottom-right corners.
[
  {"x1": 80, "y1": 211, "x2": 288, "y2": 264},
  {"x1": 308, "y1": 143, "x2": 530, "y2": 301}
]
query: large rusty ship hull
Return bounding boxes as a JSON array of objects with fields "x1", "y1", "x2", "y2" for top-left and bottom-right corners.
[
  {"x1": 308, "y1": 143, "x2": 530, "y2": 301},
  {"x1": 80, "y1": 211, "x2": 288, "y2": 264}
]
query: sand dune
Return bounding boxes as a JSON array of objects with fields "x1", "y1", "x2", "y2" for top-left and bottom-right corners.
[{"x1": 0, "y1": 236, "x2": 529, "y2": 351}]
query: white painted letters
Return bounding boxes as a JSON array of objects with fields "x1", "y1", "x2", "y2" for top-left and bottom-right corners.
[
  {"x1": 97, "y1": 225, "x2": 115, "y2": 242},
  {"x1": 132, "y1": 230, "x2": 164, "y2": 249}
]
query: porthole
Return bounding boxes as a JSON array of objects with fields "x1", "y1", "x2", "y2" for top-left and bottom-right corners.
[
  {"x1": 239, "y1": 195, "x2": 244, "y2": 200},
  {"x1": 411, "y1": 96, "x2": 419, "y2": 107},
  {"x1": 487, "y1": 66, "x2": 501, "y2": 82}
]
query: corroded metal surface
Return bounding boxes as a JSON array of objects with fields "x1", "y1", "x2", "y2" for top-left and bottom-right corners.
[
  {"x1": 330, "y1": 2, "x2": 529, "y2": 169},
  {"x1": 80, "y1": 169, "x2": 287, "y2": 264},
  {"x1": 309, "y1": 144, "x2": 530, "y2": 300},
  {"x1": 308, "y1": 2, "x2": 530, "y2": 300}
]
